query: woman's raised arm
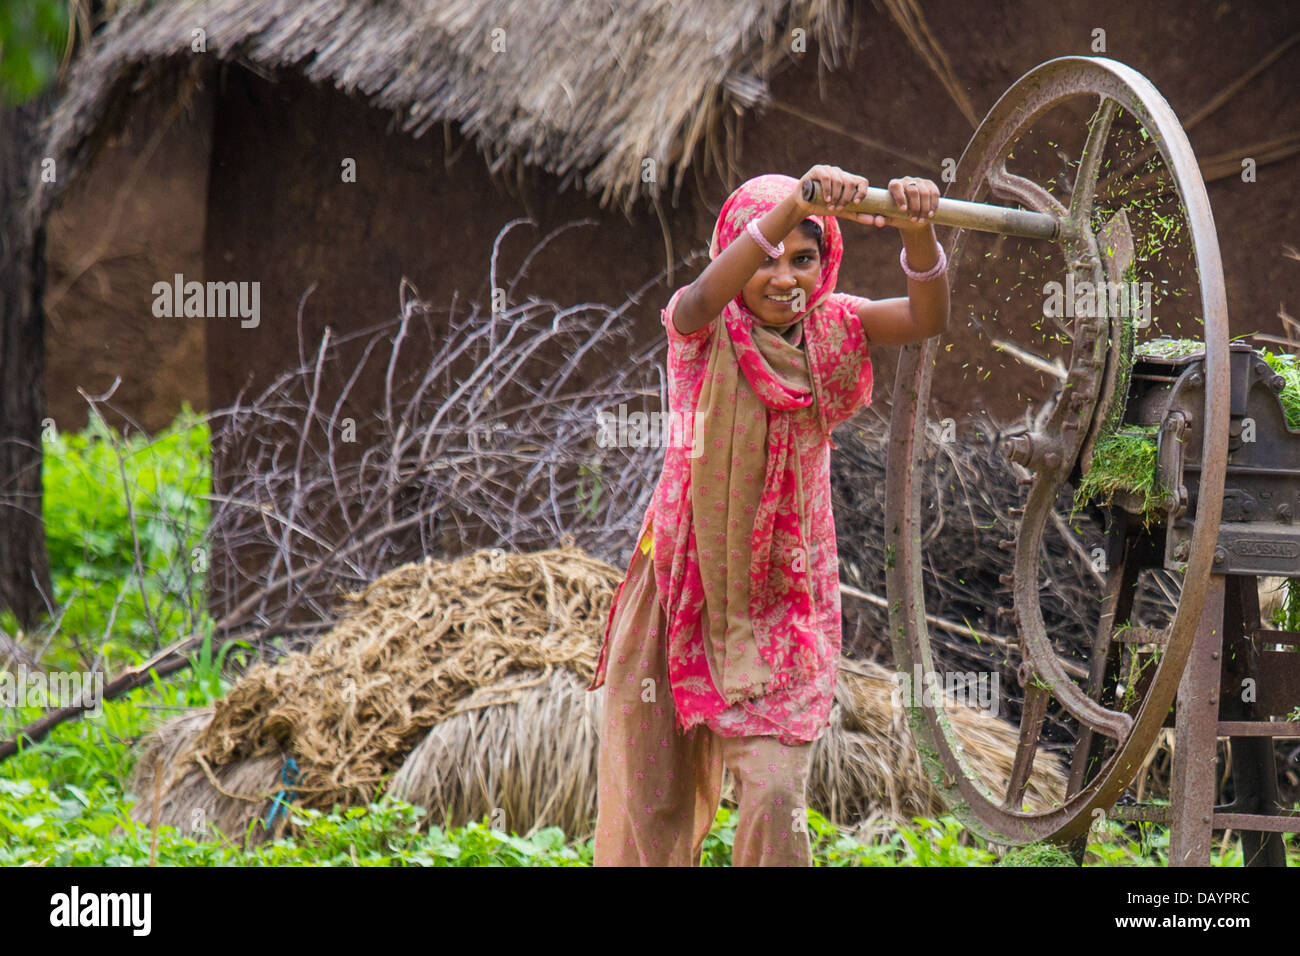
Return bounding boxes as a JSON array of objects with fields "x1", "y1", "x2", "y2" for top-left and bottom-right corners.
[{"x1": 671, "y1": 166, "x2": 868, "y2": 336}]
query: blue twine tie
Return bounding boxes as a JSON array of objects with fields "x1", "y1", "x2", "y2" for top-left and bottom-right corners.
[{"x1": 265, "y1": 756, "x2": 300, "y2": 830}]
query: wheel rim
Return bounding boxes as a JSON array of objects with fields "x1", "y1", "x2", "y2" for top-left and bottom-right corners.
[{"x1": 884, "y1": 56, "x2": 1229, "y2": 844}]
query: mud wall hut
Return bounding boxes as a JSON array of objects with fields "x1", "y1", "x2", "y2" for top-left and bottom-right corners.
[{"x1": 23, "y1": 0, "x2": 1300, "y2": 622}]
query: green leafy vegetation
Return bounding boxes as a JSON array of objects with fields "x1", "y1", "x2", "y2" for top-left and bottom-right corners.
[
  {"x1": 1262, "y1": 349, "x2": 1300, "y2": 429},
  {"x1": 1266, "y1": 578, "x2": 1300, "y2": 632},
  {"x1": 1074, "y1": 346, "x2": 1300, "y2": 523},
  {"x1": 3, "y1": 408, "x2": 1296, "y2": 866},
  {"x1": 0, "y1": 0, "x2": 70, "y2": 105},
  {"x1": 5, "y1": 406, "x2": 212, "y2": 670},
  {"x1": 997, "y1": 842, "x2": 1075, "y2": 866},
  {"x1": 1133, "y1": 336, "x2": 1204, "y2": 360}
]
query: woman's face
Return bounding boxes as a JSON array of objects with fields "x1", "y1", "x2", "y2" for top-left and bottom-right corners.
[{"x1": 741, "y1": 225, "x2": 821, "y2": 328}]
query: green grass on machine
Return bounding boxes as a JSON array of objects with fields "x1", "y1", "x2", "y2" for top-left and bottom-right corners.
[
  {"x1": 1071, "y1": 341, "x2": 1300, "y2": 631},
  {"x1": 1073, "y1": 341, "x2": 1300, "y2": 520}
]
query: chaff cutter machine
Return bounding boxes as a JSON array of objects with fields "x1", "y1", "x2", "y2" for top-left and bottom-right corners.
[{"x1": 811, "y1": 56, "x2": 1299, "y2": 864}]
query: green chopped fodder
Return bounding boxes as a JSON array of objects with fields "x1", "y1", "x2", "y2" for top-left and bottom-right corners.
[
  {"x1": 1133, "y1": 337, "x2": 1204, "y2": 360},
  {"x1": 1073, "y1": 426, "x2": 1165, "y2": 520},
  {"x1": 1262, "y1": 350, "x2": 1300, "y2": 429},
  {"x1": 1075, "y1": 345, "x2": 1300, "y2": 521}
]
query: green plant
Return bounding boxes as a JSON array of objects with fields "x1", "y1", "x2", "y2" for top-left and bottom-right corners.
[
  {"x1": 892, "y1": 816, "x2": 996, "y2": 866},
  {"x1": 38, "y1": 405, "x2": 211, "y2": 669},
  {"x1": 1267, "y1": 579, "x2": 1300, "y2": 633},
  {"x1": 577, "y1": 459, "x2": 604, "y2": 521},
  {"x1": 1261, "y1": 350, "x2": 1300, "y2": 428},
  {"x1": 1076, "y1": 347, "x2": 1300, "y2": 525},
  {"x1": 997, "y1": 842, "x2": 1075, "y2": 866},
  {"x1": 0, "y1": 0, "x2": 70, "y2": 104},
  {"x1": 1115, "y1": 644, "x2": 1163, "y2": 710}
]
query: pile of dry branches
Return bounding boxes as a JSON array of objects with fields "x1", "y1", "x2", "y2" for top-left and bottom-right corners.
[{"x1": 202, "y1": 221, "x2": 675, "y2": 660}]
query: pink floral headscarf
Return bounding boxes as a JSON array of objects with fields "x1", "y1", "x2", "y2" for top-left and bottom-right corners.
[{"x1": 708, "y1": 173, "x2": 845, "y2": 324}]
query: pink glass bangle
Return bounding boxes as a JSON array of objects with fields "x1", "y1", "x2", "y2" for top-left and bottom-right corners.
[
  {"x1": 900, "y1": 241, "x2": 947, "y2": 281},
  {"x1": 746, "y1": 219, "x2": 784, "y2": 258}
]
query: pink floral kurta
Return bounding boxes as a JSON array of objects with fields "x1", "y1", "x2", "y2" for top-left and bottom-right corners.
[{"x1": 595, "y1": 285, "x2": 875, "y2": 746}]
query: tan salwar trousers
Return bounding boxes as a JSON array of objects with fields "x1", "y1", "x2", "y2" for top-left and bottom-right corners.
[{"x1": 592, "y1": 540, "x2": 815, "y2": 867}]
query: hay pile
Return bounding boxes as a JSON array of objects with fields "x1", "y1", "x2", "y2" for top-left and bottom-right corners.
[
  {"x1": 135, "y1": 544, "x2": 617, "y2": 825},
  {"x1": 131, "y1": 545, "x2": 1067, "y2": 843}
]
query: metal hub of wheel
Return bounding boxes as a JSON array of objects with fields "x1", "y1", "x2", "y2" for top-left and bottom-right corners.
[{"x1": 883, "y1": 56, "x2": 1230, "y2": 845}]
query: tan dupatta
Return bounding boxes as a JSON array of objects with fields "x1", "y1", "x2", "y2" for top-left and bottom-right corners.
[{"x1": 690, "y1": 314, "x2": 815, "y2": 703}]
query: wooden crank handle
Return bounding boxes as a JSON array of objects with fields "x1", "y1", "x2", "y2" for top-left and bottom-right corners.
[{"x1": 801, "y1": 178, "x2": 1058, "y2": 241}]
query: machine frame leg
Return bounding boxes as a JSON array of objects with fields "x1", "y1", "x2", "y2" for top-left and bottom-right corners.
[
  {"x1": 1221, "y1": 576, "x2": 1288, "y2": 867},
  {"x1": 1169, "y1": 573, "x2": 1225, "y2": 866}
]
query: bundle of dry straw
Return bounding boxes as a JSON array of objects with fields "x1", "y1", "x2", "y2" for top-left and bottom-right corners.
[{"x1": 130, "y1": 544, "x2": 1067, "y2": 843}]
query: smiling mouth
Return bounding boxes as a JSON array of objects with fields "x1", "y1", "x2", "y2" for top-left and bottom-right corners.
[{"x1": 766, "y1": 293, "x2": 797, "y2": 305}]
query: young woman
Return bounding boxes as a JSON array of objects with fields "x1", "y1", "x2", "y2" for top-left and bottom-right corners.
[{"x1": 588, "y1": 165, "x2": 949, "y2": 866}]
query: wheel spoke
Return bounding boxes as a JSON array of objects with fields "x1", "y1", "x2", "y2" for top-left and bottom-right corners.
[
  {"x1": 1067, "y1": 96, "x2": 1119, "y2": 228},
  {"x1": 1003, "y1": 674, "x2": 1050, "y2": 809},
  {"x1": 987, "y1": 161, "x2": 1069, "y2": 221},
  {"x1": 1068, "y1": 551, "x2": 1129, "y2": 794},
  {"x1": 1015, "y1": 475, "x2": 1135, "y2": 741}
]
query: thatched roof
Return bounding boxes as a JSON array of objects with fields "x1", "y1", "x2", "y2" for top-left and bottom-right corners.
[{"x1": 37, "y1": 0, "x2": 857, "y2": 219}]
